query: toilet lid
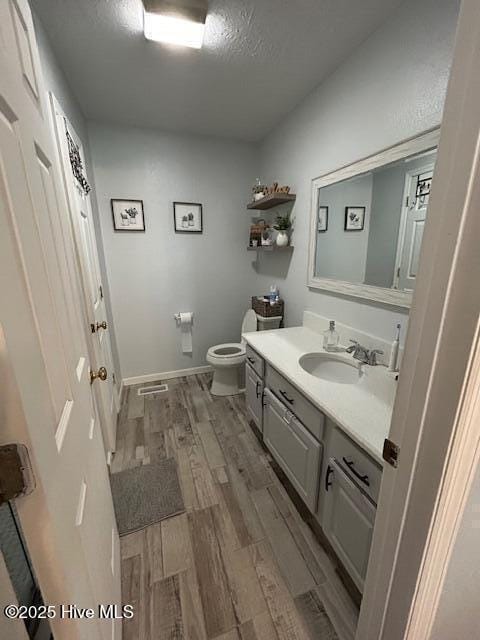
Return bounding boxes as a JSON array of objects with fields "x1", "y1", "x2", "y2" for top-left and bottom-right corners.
[{"x1": 242, "y1": 309, "x2": 257, "y2": 333}]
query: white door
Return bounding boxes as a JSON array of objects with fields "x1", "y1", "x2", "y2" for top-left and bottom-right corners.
[
  {"x1": 0, "y1": 2, "x2": 120, "y2": 640},
  {"x1": 395, "y1": 166, "x2": 434, "y2": 291},
  {"x1": 49, "y1": 96, "x2": 118, "y2": 455}
]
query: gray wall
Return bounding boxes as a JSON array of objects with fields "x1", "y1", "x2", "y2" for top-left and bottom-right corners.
[
  {"x1": 89, "y1": 122, "x2": 258, "y2": 380},
  {"x1": 364, "y1": 165, "x2": 405, "y2": 288},
  {"x1": 33, "y1": 13, "x2": 121, "y2": 379},
  {"x1": 316, "y1": 174, "x2": 373, "y2": 282},
  {"x1": 256, "y1": 0, "x2": 460, "y2": 344}
]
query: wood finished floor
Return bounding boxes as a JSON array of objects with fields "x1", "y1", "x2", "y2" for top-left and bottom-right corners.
[{"x1": 112, "y1": 374, "x2": 359, "y2": 640}]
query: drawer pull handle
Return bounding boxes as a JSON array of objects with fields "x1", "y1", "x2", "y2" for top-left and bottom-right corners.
[
  {"x1": 279, "y1": 389, "x2": 294, "y2": 405},
  {"x1": 342, "y1": 457, "x2": 370, "y2": 486},
  {"x1": 325, "y1": 465, "x2": 334, "y2": 492},
  {"x1": 255, "y1": 381, "x2": 261, "y2": 398},
  {"x1": 247, "y1": 357, "x2": 256, "y2": 365}
]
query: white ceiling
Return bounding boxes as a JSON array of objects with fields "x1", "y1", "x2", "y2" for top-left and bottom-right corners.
[{"x1": 35, "y1": 0, "x2": 405, "y2": 141}]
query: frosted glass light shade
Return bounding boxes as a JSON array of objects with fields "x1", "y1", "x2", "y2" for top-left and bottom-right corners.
[{"x1": 144, "y1": 12, "x2": 205, "y2": 49}]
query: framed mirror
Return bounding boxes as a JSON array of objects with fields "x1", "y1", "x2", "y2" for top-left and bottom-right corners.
[{"x1": 308, "y1": 129, "x2": 440, "y2": 308}]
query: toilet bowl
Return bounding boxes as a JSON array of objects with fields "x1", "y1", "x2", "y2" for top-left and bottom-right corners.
[{"x1": 207, "y1": 310, "x2": 258, "y2": 396}]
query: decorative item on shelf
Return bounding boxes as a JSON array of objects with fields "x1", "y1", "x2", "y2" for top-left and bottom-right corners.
[
  {"x1": 251, "y1": 296, "x2": 284, "y2": 318},
  {"x1": 173, "y1": 202, "x2": 203, "y2": 233},
  {"x1": 250, "y1": 219, "x2": 273, "y2": 247},
  {"x1": 274, "y1": 213, "x2": 292, "y2": 246},
  {"x1": 249, "y1": 222, "x2": 263, "y2": 247},
  {"x1": 344, "y1": 206, "x2": 366, "y2": 231},
  {"x1": 111, "y1": 199, "x2": 145, "y2": 231},
  {"x1": 252, "y1": 178, "x2": 267, "y2": 202},
  {"x1": 263, "y1": 181, "x2": 291, "y2": 196},
  {"x1": 261, "y1": 224, "x2": 273, "y2": 246}
]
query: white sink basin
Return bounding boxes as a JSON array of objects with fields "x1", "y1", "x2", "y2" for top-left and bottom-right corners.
[{"x1": 299, "y1": 352, "x2": 363, "y2": 385}]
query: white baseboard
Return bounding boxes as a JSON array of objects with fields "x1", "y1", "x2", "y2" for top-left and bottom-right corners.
[{"x1": 122, "y1": 365, "x2": 212, "y2": 387}]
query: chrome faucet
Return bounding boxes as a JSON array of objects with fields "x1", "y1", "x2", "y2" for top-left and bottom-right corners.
[
  {"x1": 346, "y1": 340, "x2": 384, "y2": 366},
  {"x1": 368, "y1": 349, "x2": 384, "y2": 366}
]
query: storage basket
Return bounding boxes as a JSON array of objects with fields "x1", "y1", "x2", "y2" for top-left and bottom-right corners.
[{"x1": 251, "y1": 296, "x2": 284, "y2": 318}]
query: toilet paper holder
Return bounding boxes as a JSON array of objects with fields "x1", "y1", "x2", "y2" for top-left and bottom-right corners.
[{"x1": 174, "y1": 312, "x2": 194, "y2": 325}]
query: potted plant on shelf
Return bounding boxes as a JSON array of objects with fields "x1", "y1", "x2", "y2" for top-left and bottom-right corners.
[{"x1": 274, "y1": 214, "x2": 292, "y2": 247}]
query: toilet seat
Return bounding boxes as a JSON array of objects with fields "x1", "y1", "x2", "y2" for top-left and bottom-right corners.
[
  {"x1": 208, "y1": 343, "x2": 245, "y2": 358},
  {"x1": 207, "y1": 343, "x2": 246, "y2": 368}
]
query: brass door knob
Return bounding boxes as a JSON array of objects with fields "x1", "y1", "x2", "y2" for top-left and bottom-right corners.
[
  {"x1": 90, "y1": 366, "x2": 108, "y2": 384},
  {"x1": 96, "y1": 321, "x2": 108, "y2": 331}
]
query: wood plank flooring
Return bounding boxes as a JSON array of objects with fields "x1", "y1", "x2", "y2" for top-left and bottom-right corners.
[{"x1": 114, "y1": 374, "x2": 358, "y2": 640}]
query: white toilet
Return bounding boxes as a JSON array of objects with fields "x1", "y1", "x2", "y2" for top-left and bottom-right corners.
[{"x1": 207, "y1": 309, "x2": 258, "y2": 396}]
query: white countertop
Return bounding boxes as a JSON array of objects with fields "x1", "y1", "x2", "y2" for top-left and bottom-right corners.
[{"x1": 243, "y1": 326, "x2": 397, "y2": 465}]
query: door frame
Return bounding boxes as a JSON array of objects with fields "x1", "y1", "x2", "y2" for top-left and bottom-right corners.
[{"x1": 357, "y1": 0, "x2": 480, "y2": 637}]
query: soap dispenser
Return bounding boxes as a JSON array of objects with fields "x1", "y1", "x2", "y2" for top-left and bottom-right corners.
[{"x1": 323, "y1": 320, "x2": 340, "y2": 352}]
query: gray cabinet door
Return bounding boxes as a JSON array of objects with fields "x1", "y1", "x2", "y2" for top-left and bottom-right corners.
[
  {"x1": 246, "y1": 364, "x2": 264, "y2": 431},
  {"x1": 264, "y1": 389, "x2": 321, "y2": 512},
  {"x1": 322, "y1": 459, "x2": 376, "y2": 592}
]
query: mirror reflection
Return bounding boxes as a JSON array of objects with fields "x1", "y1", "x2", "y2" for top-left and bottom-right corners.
[{"x1": 314, "y1": 148, "x2": 437, "y2": 292}]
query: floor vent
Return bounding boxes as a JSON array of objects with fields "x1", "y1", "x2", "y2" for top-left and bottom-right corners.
[{"x1": 137, "y1": 384, "x2": 168, "y2": 396}]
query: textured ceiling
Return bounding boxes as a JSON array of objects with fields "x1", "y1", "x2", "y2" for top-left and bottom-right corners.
[{"x1": 34, "y1": 0, "x2": 405, "y2": 141}]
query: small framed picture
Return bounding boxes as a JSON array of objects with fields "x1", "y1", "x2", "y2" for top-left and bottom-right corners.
[
  {"x1": 111, "y1": 199, "x2": 145, "y2": 232},
  {"x1": 173, "y1": 202, "x2": 203, "y2": 233},
  {"x1": 317, "y1": 206, "x2": 328, "y2": 232},
  {"x1": 344, "y1": 206, "x2": 365, "y2": 231}
]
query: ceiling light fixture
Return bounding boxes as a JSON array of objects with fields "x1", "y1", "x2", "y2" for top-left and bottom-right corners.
[{"x1": 143, "y1": 1, "x2": 207, "y2": 49}]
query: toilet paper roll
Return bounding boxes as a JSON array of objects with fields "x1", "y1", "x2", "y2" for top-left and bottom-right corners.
[{"x1": 179, "y1": 312, "x2": 193, "y2": 354}]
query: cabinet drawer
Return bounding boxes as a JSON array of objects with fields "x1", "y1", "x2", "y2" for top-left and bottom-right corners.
[
  {"x1": 266, "y1": 364, "x2": 324, "y2": 441},
  {"x1": 330, "y1": 427, "x2": 382, "y2": 504},
  {"x1": 246, "y1": 344, "x2": 264, "y2": 378},
  {"x1": 264, "y1": 389, "x2": 321, "y2": 512}
]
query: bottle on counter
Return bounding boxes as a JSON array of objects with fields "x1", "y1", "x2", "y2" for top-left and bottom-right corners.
[
  {"x1": 269, "y1": 284, "x2": 279, "y2": 305},
  {"x1": 323, "y1": 320, "x2": 340, "y2": 352}
]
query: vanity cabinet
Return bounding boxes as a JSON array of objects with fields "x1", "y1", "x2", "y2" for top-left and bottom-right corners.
[
  {"x1": 263, "y1": 389, "x2": 322, "y2": 512},
  {"x1": 245, "y1": 363, "x2": 264, "y2": 431},
  {"x1": 322, "y1": 458, "x2": 376, "y2": 592},
  {"x1": 243, "y1": 341, "x2": 383, "y2": 594}
]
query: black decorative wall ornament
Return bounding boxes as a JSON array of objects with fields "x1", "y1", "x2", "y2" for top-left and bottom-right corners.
[{"x1": 66, "y1": 129, "x2": 91, "y2": 195}]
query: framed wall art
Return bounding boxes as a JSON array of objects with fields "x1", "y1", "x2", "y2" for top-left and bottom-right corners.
[
  {"x1": 173, "y1": 202, "x2": 203, "y2": 233},
  {"x1": 344, "y1": 206, "x2": 365, "y2": 231},
  {"x1": 317, "y1": 205, "x2": 328, "y2": 232},
  {"x1": 111, "y1": 199, "x2": 145, "y2": 231}
]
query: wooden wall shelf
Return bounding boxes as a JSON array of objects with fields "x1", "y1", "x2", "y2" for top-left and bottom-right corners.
[
  {"x1": 247, "y1": 193, "x2": 296, "y2": 210},
  {"x1": 247, "y1": 245, "x2": 294, "y2": 252}
]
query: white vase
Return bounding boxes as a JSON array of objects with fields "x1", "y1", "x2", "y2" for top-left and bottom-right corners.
[{"x1": 276, "y1": 230, "x2": 289, "y2": 247}]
